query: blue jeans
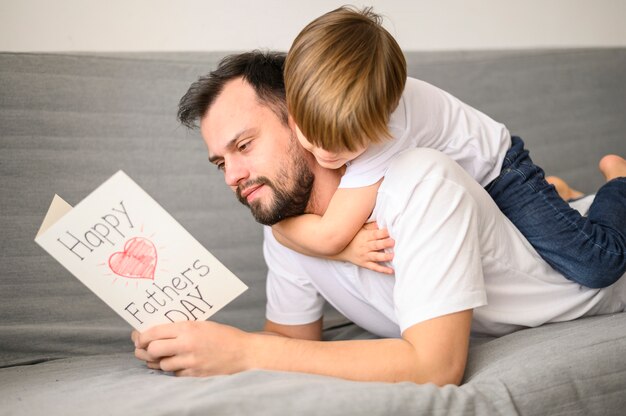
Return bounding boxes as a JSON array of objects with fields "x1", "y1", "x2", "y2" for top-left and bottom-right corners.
[{"x1": 485, "y1": 136, "x2": 626, "y2": 288}]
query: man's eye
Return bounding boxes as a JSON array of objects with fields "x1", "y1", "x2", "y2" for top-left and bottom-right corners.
[
  {"x1": 216, "y1": 162, "x2": 225, "y2": 171},
  {"x1": 238, "y1": 140, "x2": 251, "y2": 151}
]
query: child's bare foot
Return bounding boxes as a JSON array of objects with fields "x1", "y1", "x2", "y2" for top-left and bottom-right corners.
[
  {"x1": 599, "y1": 154, "x2": 626, "y2": 181},
  {"x1": 546, "y1": 176, "x2": 584, "y2": 201}
]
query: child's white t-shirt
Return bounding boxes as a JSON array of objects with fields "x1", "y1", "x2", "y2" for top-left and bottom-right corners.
[{"x1": 339, "y1": 77, "x2": 511, "y2": 189}]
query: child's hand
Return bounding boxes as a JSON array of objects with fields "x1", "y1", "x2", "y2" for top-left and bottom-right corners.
[{"x1": 336, "y1": 222, "x2": 395, "y2": 274}]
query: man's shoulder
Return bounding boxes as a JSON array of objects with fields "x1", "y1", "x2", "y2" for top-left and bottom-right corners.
[
  {"x1": 263, "y1": 226, "x2": 285, "y2": 261},
  {"x1": 376, "y1": 148, "x2": 500, "y2": 229},
  {"x1": 403, "y1": 77, "x2": 447, "y2": 99},
  {"x1": 382, "y1": 148, "x2": 481, "y2": 193},
  {"x1": 263, "y1": 226, "x2": 320, "y2": 280}
]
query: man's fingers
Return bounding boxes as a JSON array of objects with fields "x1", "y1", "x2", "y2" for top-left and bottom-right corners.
[
  {"x1": 174, "y1": 369, "x2": 194, "y2": 377},
  {"x1": 135, "y1": 338, "x2": 180, "y2": 361},
  {"x1": 145, "y1": 338, "x2": 181, "y2": 360},
  {"x1": 135, "y1": 323, "x2": 180, "y2": 349},
  {"x1": 142, "y1": 357, "x2": 181, "y2": 373},
  {"x1": 135, "y1": 347, "x2": 150, "y2": 361},
  {"x1": 135, "y1": 343, "x2": 181, "y2": 372},
  {"x1": 159, "y1": 355, "x2": 189, "y2": 373},
  {"x1": 146, "y1": 361, "x2": 162, "y2": 370}
]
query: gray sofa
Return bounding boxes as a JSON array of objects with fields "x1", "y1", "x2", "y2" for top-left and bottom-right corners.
[{"x1": 1, "y1": 49, "x2": 625, "y2": 415}]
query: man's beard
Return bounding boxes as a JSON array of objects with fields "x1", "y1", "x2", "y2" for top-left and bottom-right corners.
[{"x1": 236, "y1": 144, "x2": 314, "y2": 226}]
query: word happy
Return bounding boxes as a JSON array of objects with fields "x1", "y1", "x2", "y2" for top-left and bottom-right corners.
[{"x1": 56, "y1": 201, "x2": 133, "y2": 261}]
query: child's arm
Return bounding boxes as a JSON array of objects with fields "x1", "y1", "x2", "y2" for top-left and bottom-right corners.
[
  {"x1": 330, "y1": 222, "x2": 395, "y2": 274},
  {"x1": 272, "y1": 180, "x2": 382, "y2": 257}
]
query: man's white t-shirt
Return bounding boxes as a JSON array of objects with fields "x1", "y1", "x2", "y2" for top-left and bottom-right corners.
[
  {"x1": 265, "y1": 149, "x2": 626, "y2": 337},
  {"x1": 339, "y1": 77, "x2": 511, "y2": 189}
]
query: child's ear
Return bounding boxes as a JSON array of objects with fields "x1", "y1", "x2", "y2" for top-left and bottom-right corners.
[{"x1": 287, "y1": 114, "x2": 296, "y2": 130}]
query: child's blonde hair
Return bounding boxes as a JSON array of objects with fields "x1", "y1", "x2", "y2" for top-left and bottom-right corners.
[{"x1": 285, "y1": 6, "x2": 407, "y2": 152}]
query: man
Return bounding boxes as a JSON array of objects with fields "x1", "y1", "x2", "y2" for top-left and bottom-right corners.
[{"x1": 132, "y1": 51, "x2": 626, "y2": 385}]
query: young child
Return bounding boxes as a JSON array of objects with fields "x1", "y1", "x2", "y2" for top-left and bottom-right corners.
[{"x1": 272, "y1": 6, "x2": 626, "y2": 288}]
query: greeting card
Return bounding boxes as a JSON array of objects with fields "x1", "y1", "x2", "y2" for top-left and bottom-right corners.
[{"x1": 35, "y1": 171, "x2": 248, "y2": 331}]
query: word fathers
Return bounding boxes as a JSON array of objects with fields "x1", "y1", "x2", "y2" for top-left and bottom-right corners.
[{"x1": 124, "y1": 259, "x2": 214, "y2": 324}]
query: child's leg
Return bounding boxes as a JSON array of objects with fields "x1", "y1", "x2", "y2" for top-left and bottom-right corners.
[
  {"x1": 599, "y1": 154, "x2": 626, "y2": 181},
  {"x1": 546, "y1": 156, "x2": 626, "y2": 203},
  {"x1": 545, "y1": 176, "x2": 584, "y2": 201},
  {"x1": 485, "y1": 136, "x2": 626, "y2": 288}
]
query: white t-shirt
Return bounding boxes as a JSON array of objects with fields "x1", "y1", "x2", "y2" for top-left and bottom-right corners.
[
  {"x1": 265, "y1": 149, "x2": 626, "y2": 337},
  {"x1": 339, "y1": 77, "x2": 511, "y2": 189}
]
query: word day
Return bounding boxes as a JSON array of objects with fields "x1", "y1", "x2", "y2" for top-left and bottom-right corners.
[{"x1": 124, "y1": 259, "x2": 216, "y2": 324}]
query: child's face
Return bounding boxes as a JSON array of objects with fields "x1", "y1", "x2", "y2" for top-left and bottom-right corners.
[{"x1": 293, "y1": 123, "x2": 367, "y2": 170}]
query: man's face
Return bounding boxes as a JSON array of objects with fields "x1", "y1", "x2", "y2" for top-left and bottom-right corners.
[{"x1": 200, "y1": 78, "x2": 314, "y2": 225}]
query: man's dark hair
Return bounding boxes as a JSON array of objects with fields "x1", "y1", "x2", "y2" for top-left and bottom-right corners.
[{"x1": 177, "y1": 51, "x2": 288, "y2": 129}]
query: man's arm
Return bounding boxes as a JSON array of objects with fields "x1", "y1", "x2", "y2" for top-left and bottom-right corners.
[
  {"x1": 262, "y1": 318, "x2": 323, "y2": 340},
  {"x1": 133, "y1": 309, "x2": 472, "y2": 385}
]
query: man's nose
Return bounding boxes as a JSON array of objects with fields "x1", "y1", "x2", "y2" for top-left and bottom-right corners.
[{"x1": 224, "y1": 157, "x2": 249, "y2": 188}]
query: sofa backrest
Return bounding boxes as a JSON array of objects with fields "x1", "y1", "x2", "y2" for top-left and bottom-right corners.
[{"x1": 1, "y1": 49, "x2": 625, "y2": 366}]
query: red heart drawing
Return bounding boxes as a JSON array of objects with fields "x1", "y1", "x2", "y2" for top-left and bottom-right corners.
[{"x1": 108, "y1": 237, "x2": 157, "y2": 280}]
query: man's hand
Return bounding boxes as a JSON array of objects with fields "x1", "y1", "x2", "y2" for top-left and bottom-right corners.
[
  {"x1": 132, "y1": 321, "x2": 253, "y2": 377},
  {"x1": 333, "y1": 222, "x2": 395, "y2": 274}
]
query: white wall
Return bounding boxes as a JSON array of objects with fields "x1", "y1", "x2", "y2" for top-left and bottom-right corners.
[{"x1": 1, "y1": 0, "x2": 625, "y2": 52}]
